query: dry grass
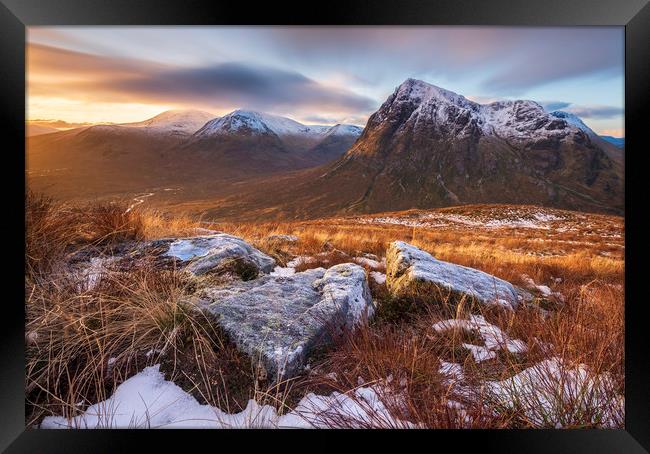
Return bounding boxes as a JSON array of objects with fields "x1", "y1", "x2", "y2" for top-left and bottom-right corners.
[
  {"x1": 24, "y1": 195, "x2": 289, "y2": 427},
  {"x1": 26, "y1": 195, "x2": 624, "y2": 428},
  {"x1": 210, "y1": 205, "x2": 624, "y2": 428}
]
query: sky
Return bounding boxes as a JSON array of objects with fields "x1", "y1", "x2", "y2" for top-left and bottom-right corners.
[{"x1": 27, "y1": 26, "x2": 625, "y2": 137}]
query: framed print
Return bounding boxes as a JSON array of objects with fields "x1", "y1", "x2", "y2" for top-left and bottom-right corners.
[{"x1": 2, "y1": 0, "x2": 649, "y2": 451}]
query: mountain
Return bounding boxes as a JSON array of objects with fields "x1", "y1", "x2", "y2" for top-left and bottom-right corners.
[
  {"x1": 600, "y1": 136, "x2": 625, "y2": 149},
  {"x1": 120, "y1": 109, "x2": 215, "y2": 136},
  {"x1": 549, "y1": 110, "x2": 624, "y2": 163},
  {"x1": 26, "y1": 124, "x2": 59, "y2": 137},
  {"x1": 26, "y1": 109, "x2": 362, "y2": 200},
  {"x1": 206, "y1": 79, "x2": 623, "y2": 220},
  {"x1": 180, "y1": 110, "x2": 362, "y2": 171},
  {"x1": 310, "y1": 124, "x2": 364, "y2": 162}
]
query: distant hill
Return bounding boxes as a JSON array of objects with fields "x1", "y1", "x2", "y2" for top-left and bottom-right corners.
[
  {"x1": 26, "y1": 124, "x2": 59, "y2": 137},
  {"x1": 26, "y1": 109, "x2": 362, "y2": 201},
  {"x1": 599, "y1": 136, "x2": 625, "y2": 148}
]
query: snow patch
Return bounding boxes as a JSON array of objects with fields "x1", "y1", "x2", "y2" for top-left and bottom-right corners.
[
  {"x1": 41, "y1": 365, "x2": 414, "y2": 429},
  {"x1": 370, "y1": 271, "x2": 386, "y2": 285},
  {"x1": 432, "y1": 314, "x2": 527, "y2": 361},
  {"x1": 485, "y1": 358, "x2": 623, "y2": 428}
]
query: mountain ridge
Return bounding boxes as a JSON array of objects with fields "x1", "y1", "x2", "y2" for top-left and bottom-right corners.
[{"x1": 199, "y1": 79, "x2": 623, "y2": 220}]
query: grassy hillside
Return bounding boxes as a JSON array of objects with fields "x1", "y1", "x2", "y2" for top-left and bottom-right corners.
[{"x1": 25, "y1": 194, "x2": 624, "y2": 428}]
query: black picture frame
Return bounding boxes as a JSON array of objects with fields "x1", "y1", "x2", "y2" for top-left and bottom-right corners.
[{"x1": 2, "y1": 0, "x2": 648, "y2": 451}]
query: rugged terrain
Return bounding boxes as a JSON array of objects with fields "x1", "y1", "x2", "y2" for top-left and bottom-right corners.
[
  {"x1": 199, "y1": 79, "x2": 623, "y2": 221},
  {"x1": 26, "y1": 195, "x2": 624, "y2": 429},
  {"x1": 27, "y1": 79, "x2": 623, "y2": 220}
]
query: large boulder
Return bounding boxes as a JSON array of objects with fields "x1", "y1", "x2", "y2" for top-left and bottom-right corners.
[
  {"x1": 164, "y1": 234, "x2": 276, "y2": 276},
  {"x1": 198, "y1": 263, "x2": 373, "y2": 380},
  {"x1": 386, "y1": 241, "x2": 520, "y2": 310}
]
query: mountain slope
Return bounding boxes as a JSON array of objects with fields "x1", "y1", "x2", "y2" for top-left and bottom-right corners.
[
  {"x1": 179, "y1": 110, "x2": 362, "y2": 171},
  {"x1": 204, "y1": 79, "x2": 623, "y2": 220},
  {"x1": 599, "y1": 136, "x2": 625, "y2": 149},
  {"x1": 550, "y1": 111, "x2": 624, "y2": 164},
  {"x1": 27, "y1": 109, "x2": 362, "y2": 200},
  {"x1": 26, "y1": 124, "x2": 60, "y2": 137},
  {"x1": 120, "y1": 109, "x2": 215, "y2": 136}
]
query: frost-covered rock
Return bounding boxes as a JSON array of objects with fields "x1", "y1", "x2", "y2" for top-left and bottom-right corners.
[
  {"x1": 164, "y1": 234, "x2": 276, "y2": 276},
  {"x1": 199, "y1": 263, "x2": 373, "y2": 380},
  {"x1": 385, "y1": 241, "x2": 519, "y2": 309}
]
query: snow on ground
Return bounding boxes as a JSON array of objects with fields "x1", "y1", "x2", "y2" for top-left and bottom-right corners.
[
  {"x1": 352, "y1": 207, "x2": 573, "y2": 231},
  {"x1": 520, "y1": 274, "x2": 564, "y2": 302},
  {"x1": 41, "y1": 365, "x2": 414, "y2": 429},
  {"x1": 432, "y1": 314, "x2": 527, "y2": 362},
  {"x1": 125, "y1": 193, "x2": 154, "y2": 213},
  {"x1": 485, "y1": 358, "x2": 623, "y2": 428},
  {"x1": 462, "y1": 343, "x2": 497, "y2": 362},
  {"x1": 370, "y1": 271, "x2": 386, "y2": 285},
  {"x1": 269, "y1": 256, "x2": 315, "y2": 277},
  {"x1": 439, "y1": 360, "x2": 464, "y2": 386},
  {"x1": 353, "y1": 256, "x2": 382, "y2": 269}
]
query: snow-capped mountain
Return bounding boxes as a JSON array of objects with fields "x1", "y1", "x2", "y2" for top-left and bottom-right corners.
[
  {"x1": 27, "y1": 107, "x2": 364, "y2": 199},
  {"x1": 362, "y1": 79, "x2": 593, "y2": 148},
  {"x1": 550, "y1": 110, "x2": 624, "y2": 150},
  {"x1": 339, "y1": 78, "x2": 623, "y2": 212},
  {"x1": 186, "y1": 110, "x2": 363, "y2": 167},
  {"x1": 321, "y1": 124, "x2": 364, "y2": 137},
  {"x1": 549, "y1": 110, "x2": 593, "y2": 134},
  {"x1": 195, "y1": 110, "x2": 329, "y2": 138},
  {"x1": 549, "y1": 110, "x2": 624, "y2": 161},
  {"x1": 222, "y1": 78, "x2": 623, "y2": 219},
  {"x1": 193, "y1": 110, "x2": 361, "y2": 145},
  {"x1": 121, "y1": 109, "x2": 215, "y2": 135}
]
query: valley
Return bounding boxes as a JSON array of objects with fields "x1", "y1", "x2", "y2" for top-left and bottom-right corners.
[{"x1": 27, "y1": 79, "x2": 624, "y2": 221}]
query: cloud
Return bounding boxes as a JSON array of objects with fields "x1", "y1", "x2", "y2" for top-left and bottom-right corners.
[
  {"x1": 541, "y1": 101, "x2": 572, "y2": 112},
  {"x1": 256, "y1": 27, "x2": 623, "y2": 94},
  {"x1": 110, "y1": 62, "x2": 376, "y2": 113},
  {"x1": 539, "y1": 100, "x2": 623, "y2": 120},
  {"x1": 565, "y1": 105, "x2": 624, "y2": 119},
  {"x1": 474, "y1": 29, "x2": 623, "y2": 95},
  {"x1": 28, "y1": 43, "x2": 377, "y2": 118}
]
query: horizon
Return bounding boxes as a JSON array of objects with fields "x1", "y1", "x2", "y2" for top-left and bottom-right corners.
[{"x1": 27, "y1": 26, "x2": 624, "y2": 137}]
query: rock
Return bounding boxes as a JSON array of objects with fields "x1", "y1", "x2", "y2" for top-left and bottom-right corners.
[
  {"x1": 198, "y1": 263, "x2": 373, "y2": 380},
  {"x1": 164, "y1": 234, "x2": 276, "y2": 276},
  {"x1": 386, "y1": 241, "x2": 520, "y2": 309}
]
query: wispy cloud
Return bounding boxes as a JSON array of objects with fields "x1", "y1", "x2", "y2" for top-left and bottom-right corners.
[
  {"x1": 565, "y1": 105, "x2": 624, "y2": 119},
  {"x1": 28, "y1": 43, "x2": 376, "y2": 120},
  {"x1": 26, "y1": 27, "x2": 624, "y2": 131},
  {"x1": 541, "y1": 101, "x2": 572, "y2": 112},
  {"x1": 539, "y1": 99, "x2": 624, "y2": 119}
]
